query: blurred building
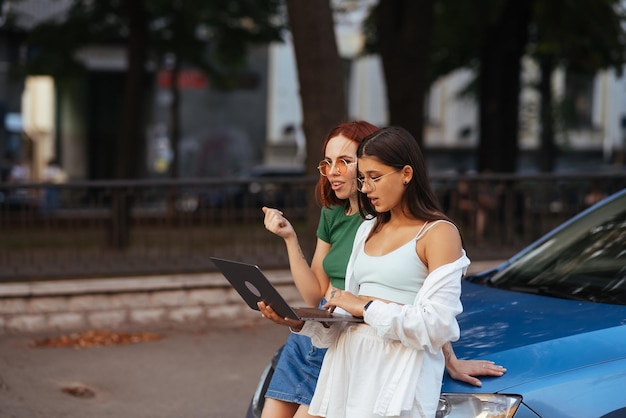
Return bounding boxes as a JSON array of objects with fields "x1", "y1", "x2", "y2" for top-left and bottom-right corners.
[
  {"x1": 266, "y1": 5, "x2": 626, "y2": 174},
  {"x1": 0, "y1": 0, "x2": 68, "y2": 181},
  {"x1": 0, "y1": 0, "x2": 624, "y2": 181}
]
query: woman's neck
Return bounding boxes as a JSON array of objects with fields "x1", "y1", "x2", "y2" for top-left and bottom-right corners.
[
  {"x1": 386, "y1": 205, "x2": 421, "y2": 225},
  {"x1": 346, "y1": 195, "x2": 359, "y2": 215}
]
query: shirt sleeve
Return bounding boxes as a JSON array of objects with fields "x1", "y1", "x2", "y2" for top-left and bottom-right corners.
[
  {"x1": 363, "y1": 254, "x2": 469, "y2": 354},
  {"x1": 292, "y1": 320, "x2": 347, "y2": 348},
  {"x1": 316, "y1": 207, "x2": 331, "y2": 243}
]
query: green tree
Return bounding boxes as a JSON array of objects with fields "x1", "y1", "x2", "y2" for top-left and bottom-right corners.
[
  {"x1": 368, "y1": 0, "x2": 626, "y2": 173},
  {"x1": 147, "y1": 0, "x2": 284, "y2": 179},
  {"x1": 431, "y1": 0, "x2": 533, "y2": 173},
  {"x1": 530, "y1": 0, "x2": 626, "y2": 172},
  {"x1": 362, "y1": 0, "x2": 434, "y2": 146},
  {"x1": 375, "y1": 0, "x2": 434, "y2": 146},
  {"x1": 477, "y1": 0, "x2": 532, "y2": 173},
  {"x1": 22, "y1": 0, "x2": 283, "y2": 249},
  {"x1": 285, "y1": 0, "x2": 348, "y2": 256},
  {"x1": 23, "y1": 0, "x2": 284, "y2": 179},
  {"x1": 285, "y1": 0, "x2": 347, "y2": 173}
]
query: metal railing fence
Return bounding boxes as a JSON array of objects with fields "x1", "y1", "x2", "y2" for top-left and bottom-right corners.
[{"x1": 1, "y1": 172, "x2": 624, "y2": 282}]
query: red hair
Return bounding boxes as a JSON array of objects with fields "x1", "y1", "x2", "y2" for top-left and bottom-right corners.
[{"x1": 315, "y1": 121, "x2": 379, "y2": 208}]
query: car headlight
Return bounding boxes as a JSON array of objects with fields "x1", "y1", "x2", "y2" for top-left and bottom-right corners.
[{"x1": 437, "y1": 393, "x2": 522, "y2": 418}]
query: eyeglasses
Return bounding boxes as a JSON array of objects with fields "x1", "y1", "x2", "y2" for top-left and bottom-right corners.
[
  {"x1": 317, "y1": 159, "x2": 356, "y2": 176},
  {"x1": 355, "y1": 170, "x2": 400, "y2": 192}
]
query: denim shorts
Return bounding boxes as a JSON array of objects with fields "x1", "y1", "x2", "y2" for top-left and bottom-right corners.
[{"x1": 265, "y1": 301, "x2": 328, "y2": 405}]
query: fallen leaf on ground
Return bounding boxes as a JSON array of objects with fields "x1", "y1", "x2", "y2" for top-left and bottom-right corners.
[{"x1": 31, "y1": 329, "x2": 163, "y2": 349}]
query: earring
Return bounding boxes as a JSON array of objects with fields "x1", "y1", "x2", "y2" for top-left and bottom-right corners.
[{"x1": 403, "y1": 181, "x2": 408, "y2": 185}]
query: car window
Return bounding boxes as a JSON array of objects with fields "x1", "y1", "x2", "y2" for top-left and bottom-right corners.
[{"x1": 488, "y1": 192, "x2": 626, "y2": 305}]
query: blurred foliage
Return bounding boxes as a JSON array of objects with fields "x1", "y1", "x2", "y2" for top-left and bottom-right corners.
[
  {"x1": 19, "y1": 0, "x2": 286, "y2": 87},
  {"x1": 363, "y1": 0, "x2": 626, "y2": 91},
  {"x1": 15, "y1": 0, "x2": 287, "y2": 184},
  {"x1": 362, "y1": 0, "x2": 626, "y2": 172},
  {"x1": 530, "y1": 0, "x2": 626, "y2": 76}
]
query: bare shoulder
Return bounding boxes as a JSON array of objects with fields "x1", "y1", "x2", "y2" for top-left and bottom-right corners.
[
  {"x1": 427, "y1": 220, "x2": 462, "y2": 240},
  {"x1": 422, "y1": 220, "x2": 463, "y2": 270}
]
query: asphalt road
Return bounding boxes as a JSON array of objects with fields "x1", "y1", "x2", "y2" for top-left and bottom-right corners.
[{"x1": 0, "y1": 318, "x2": 289, "y2": 418}]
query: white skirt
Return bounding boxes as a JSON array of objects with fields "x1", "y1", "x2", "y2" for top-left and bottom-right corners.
[{"x1": 309, "y1": 323, "x2": 438, "y2": 418}]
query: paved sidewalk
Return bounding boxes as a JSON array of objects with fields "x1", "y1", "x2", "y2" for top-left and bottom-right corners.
[{"x1": 0, "y1": 318, "x2": 288, "y2": 418}]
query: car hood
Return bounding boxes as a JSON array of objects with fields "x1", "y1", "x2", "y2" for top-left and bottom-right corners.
[{"x1": 442, "y1": 281, "x2": 626, "y2": 393}]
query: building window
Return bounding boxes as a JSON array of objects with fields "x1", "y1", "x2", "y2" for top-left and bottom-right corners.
[{"x1": 562, "y1": 71, "x2": 594, "y2": 130}]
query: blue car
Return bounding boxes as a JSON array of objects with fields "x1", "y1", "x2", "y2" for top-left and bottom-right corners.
[{"x1": 248, "y1": 188, "x2": 626, "y2": 418}]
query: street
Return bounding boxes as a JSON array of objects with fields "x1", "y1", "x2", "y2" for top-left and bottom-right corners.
[{"x1": 0, "y1": 318, "x2": 289, "y2": 418}]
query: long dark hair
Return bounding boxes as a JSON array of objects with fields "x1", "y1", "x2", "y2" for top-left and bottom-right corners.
[
  {"x1": 316, "y1": 120, "x2": 379, "y2": 208},
  {"x1": 356, "y1": 126, "x2": 451, "y2": 230}
]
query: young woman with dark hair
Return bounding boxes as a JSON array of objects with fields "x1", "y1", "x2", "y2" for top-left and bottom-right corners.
[{"x1": 259, "y1": 124, "x2": 504, "y2": 418}]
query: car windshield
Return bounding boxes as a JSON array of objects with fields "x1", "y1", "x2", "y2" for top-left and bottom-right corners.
[{"x1": 488, "y1": 191, "x2": 626, "y2": 305}]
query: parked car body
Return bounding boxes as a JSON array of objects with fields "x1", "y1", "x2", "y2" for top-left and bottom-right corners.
[{"x1": 247, "y1": 188, "x2": 626, "y2": 418}]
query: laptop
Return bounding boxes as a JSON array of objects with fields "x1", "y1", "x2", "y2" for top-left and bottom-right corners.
[{"x1": 210, "y1": 257, "x2": 363, "y2": 323}]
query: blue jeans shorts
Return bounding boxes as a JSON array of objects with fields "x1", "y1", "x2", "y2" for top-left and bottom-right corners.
[{"x1": 265, "y1": 300, "x2": 328, "y2": 405}]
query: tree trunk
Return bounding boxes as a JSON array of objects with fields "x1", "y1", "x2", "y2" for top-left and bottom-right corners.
[
  {"x1": 166, "y1": 57, "x2": 182, "y2": 218},
  {"x1": 478, "y1": 0, "x2": 531, "y2": 173},
  {"x1": 286, "y1": 0, "x2": 347, "y2": 258},
  {"x1": 169, "y1": 57, "x2": 182, "y2": 180},
  {"x1": 376, "y1": 0, "x2": 434, "y2": 147},
  {"x1": 116, "y1": 0, "x2": 147, "y2": 180},
  {"x1": 109, "y1": 0, "x2": 148, "y2": 250},
  {"x1": 538, "y1": 54, "x2": 556, "y2": 172}
]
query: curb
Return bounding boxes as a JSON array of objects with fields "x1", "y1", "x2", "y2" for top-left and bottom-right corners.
[
  {"x1": 0, "y1": 261, "x2": 503, "y2": 334},
  {"x1": 0, "y1": 270, "x2": 300, "y2": 335}
]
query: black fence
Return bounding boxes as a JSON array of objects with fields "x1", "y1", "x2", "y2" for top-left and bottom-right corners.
[{"x1": 1, "y1": 172, "x2": 625, "y2": 282}]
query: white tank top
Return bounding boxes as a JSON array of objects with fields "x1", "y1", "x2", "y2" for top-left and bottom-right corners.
[{"x1": 353, "y1": 220, "x2": 452, "y2": 305}]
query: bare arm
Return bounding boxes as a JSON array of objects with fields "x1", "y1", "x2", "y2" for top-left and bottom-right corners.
[
  {"x1": 283, "y1": 235, "x2": 330, "y2": 306},
  {"x1": 420, "y1": 223, "x2": 506, "y2": 386},
  {"x1": 263, "y1": 207, "x2": 330, "y2": 307}
]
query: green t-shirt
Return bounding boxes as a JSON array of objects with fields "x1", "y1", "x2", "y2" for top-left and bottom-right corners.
[{"x1": 316, "y1": 205, "x2": 363, "y2": 291}]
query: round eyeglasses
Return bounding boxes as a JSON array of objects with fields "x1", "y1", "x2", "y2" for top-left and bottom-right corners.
[
  {"x1": 317, "y1": 159, "x2": 357, "y2": 176},
  {"x1": 355, "y1": 169, "x2": 401, "y2": 192}
]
